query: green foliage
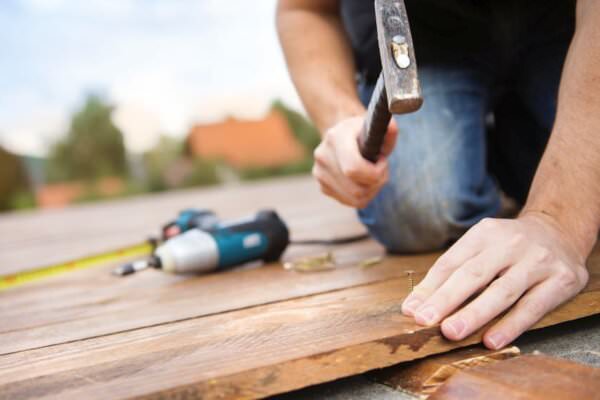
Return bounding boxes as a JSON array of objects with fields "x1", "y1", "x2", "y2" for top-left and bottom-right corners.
[
  {"x1": 142, "y1": 136, "x2": 185, "y2": 192},
  {"x1": 47, "y1": 95, "x2": 127, "y2": 182},
  {"x1": 181, "y1": 159, "x2": 221, "y2": 188},
  {"x1": 0, "y1": 146, "x2": 31, "y2": 211},
  {"x1": 9, "y1": 191, "x2": 36, "y2": 210},
  {"x1": 271, "y1": 100, "x2": 321, "y2": 153}
]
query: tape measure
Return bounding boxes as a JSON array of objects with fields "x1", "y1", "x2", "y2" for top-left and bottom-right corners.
[{"x1": 0, "y1": 241, "x2": 155, "y2": 292}]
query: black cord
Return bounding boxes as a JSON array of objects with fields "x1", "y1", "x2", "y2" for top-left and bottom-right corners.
[{"x1": 290, "y1": 233, "x2": 370, "y2": 246}]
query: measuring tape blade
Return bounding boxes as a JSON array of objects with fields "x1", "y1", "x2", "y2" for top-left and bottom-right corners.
[{"x1": 0, "y1": 241, "x2": 154, "y2": 292}]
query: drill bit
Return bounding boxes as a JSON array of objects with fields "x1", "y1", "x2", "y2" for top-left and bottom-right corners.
[{"x1": 112, "y1": 260, "x2": 152, "y2": 276}]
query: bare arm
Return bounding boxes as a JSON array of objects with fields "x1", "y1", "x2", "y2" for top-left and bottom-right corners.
[
  {"x1": 402, "y1": 0, "x2": 600, "y2": 349},
  {"x1": 523, "y1": 0, "x2": 600, "y2": 259},
  {"x1": 277, "y1": 0, "x2": 396, "y2": 209},
  {"x1": 276, "y1": 0, "x2": 364, "y2": 132}
]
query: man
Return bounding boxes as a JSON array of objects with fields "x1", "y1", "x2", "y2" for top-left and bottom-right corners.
[{"x1": 276, "y1": 0, "x2": 600, "y2": 349}]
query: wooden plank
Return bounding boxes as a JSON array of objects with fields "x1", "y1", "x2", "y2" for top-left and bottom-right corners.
[
  {"x1": 1, "y1": 257, "x2": 599, "y2": 399},
  {"x1": 2, "y1": 176, "x2": 600, "y2": 399},
  {"x1": 0, "y1": 244, "x2": 438, "y2": 355},
  {"x1": 429, "y1": 354, "x2": 600, "y2": 400},
  {"x1": 1, "y1": 176, "x2": 401, "y2": 356},
  {"x1": 370, "y1": 345, "x2": 521, "y2": 397}
]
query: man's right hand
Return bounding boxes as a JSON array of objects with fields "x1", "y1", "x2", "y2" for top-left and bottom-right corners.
[{"x1": 312, "y1": 115, "x2": 398, "y2": 209}]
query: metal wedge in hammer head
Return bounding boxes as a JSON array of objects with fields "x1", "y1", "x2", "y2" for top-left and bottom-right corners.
[{"x1": 358, "y1": 0, "x2": 423, "y2": 162}]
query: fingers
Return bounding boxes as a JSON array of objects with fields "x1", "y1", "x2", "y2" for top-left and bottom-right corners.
[
  {"x1": 337, "y1": 136, "x2": 387, "y2": 185},
  {"x1": 402, "y1": 225, "x2": 485, "y2": 316},
  {"x1": 381, "y1": 119, "x2": 398, "y2": 157},
  {"x1": 440, "y1": 256, "x2": 549, "y2": 341},
  {"x1": 483, "y1": 267, "x2": 584, "y2": 349},
  {"x1": 312, "y1": 161, "x2": 369, "y2": 207},
  {"x1": 401, "y1": 214, "x2": 589, "y2": 349},
  {"x1": 312, "y1": 115, "x2": 390, "y2": 208},
  {"x1": 412, "y1": 247, "x2": 516, "y2": 327}
]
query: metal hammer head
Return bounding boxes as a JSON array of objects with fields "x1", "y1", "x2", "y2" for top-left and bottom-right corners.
[{"x1": 375, "y1": 0, "x2": 423, "y2": 114}]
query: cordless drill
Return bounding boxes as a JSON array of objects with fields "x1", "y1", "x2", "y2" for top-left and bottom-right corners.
[{"x1": 114, "y1": 210, "x2": 290, "y2": 276}]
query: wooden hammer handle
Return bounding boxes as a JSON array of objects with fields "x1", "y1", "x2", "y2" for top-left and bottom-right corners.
[{"x1": 358, "y1": 73, "x2": 392, "y2": 163}]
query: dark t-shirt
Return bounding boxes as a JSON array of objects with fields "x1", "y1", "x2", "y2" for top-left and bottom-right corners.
[{"x1": 340, "y1": 0, "x2": 575, "y2": 83}]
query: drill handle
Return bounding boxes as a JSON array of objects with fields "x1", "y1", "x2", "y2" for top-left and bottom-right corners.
[
  {"x1": 227, "y1": 210, "x2": 290, "y2": 263},
  {"x1": 358, "y1": 73, "x2": 392, "y2": 163}
]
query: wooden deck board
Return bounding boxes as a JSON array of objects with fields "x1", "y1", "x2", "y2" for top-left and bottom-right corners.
[
  {"x1": 1, "y1": 176, "x2": 600, "y2": 399},
  {"x1": 1, "y1": 264, "x2": 599, "y2": 399},
  {"x1": 429, "y1": 354, "x2": 600, "y2": 400}
]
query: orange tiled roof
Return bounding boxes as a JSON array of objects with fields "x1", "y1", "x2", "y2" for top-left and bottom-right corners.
[
  {"x1": 36, "y1": 177, "x2": 124, "y2": 208},
  {"x1": 36, "y1": 182, "x2": 85, "y2": 208},
  {"x1": 187, "y1": 111, "x2": 305, "y2": 168}
]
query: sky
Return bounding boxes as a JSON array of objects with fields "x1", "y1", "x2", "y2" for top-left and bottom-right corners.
[{"x1": 0, "y1": 0, "x2": 303, "y2": 156}]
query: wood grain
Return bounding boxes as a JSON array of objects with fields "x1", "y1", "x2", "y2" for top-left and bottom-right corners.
[
  {"x1": 0, "y1": 245, "x2": 440, "y2": 355},
  {"x1": 2, "y1": 177, "x2": 600, "y2": 399},
  {"x1": 1, "y1": 260, "x2": 600, "y2": 399},
  {"x1": 430, "y1": 354, "x2": 600, "y2": 400}
]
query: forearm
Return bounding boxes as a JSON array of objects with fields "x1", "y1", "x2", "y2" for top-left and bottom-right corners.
[
  {"x1": 523, "y1": 0, "x2": 600, "y2": 259},
  {"x1": 276, "y1": 0, "x2": 364, "y2": 133}
]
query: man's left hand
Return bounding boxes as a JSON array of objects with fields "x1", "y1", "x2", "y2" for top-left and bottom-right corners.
[{"x1": 401, "y1": 212, "x2": 589, "y2": 349}]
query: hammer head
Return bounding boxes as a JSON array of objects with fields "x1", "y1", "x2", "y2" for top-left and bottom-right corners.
[{"x1": 375, "y1": 0, "x2": 423, "y2": 114}]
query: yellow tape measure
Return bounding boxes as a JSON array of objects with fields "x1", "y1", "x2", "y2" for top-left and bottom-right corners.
[{"x1": 0, "y1": 241, "x2": 154, "y2": 292}]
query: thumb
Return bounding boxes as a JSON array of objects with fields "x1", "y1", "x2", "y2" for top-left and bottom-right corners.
[{"x1": 381, "y1": 118, "x2": 398, "y2": 157}]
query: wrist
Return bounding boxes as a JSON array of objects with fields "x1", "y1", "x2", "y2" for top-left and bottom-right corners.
[
  {"x1": 318, "y1": 99, "x2": 365, "y2": 133},
  {"x1": 519, "y1": 207, "x2": 597, "y2": 263}
]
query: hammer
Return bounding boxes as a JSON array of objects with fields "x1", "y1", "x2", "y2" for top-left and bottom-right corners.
[{"x1": 358, "y1": 0, "x2": 423, "y2": 162}]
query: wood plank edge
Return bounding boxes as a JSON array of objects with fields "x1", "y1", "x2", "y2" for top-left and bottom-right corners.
[{"x1": 130, "y1": 290, "x2": 600, "y2": 400}]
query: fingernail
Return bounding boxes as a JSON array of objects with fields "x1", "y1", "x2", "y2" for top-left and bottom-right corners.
[
  {"x1": 415, "y1": 305, "x2": 439, "y2": 325},
  {"x1": 487, "y1": 332, "x2": 507, "y2": 349},
  {"x1": 402, "y1": 299, "x2": 422, "y2": 314},
  {"x1": 445, "y1": 318, "x2": 466, "y2": 339}
]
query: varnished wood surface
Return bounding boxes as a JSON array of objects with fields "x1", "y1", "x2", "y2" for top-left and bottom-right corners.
[
  {"x1": 1, "y1": 176, "x2": 600, "y2": 399},
  {"x1": 430, "y1": 354, "x2": 600, "y2": 400}
]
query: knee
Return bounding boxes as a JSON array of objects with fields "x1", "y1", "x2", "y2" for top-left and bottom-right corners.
[
  {"x1": 359, "y1": 196, "x2": 452, "y2": 254},
  {"x1": 358, "y1": 189, "x2": 498, "y2": 254}
]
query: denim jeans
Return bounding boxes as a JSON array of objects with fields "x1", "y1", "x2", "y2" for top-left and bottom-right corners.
[{"x1": 357, "y1": 1, "x2": 574, "y2": 253}]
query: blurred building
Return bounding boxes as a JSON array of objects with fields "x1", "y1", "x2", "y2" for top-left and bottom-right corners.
[
  {"x1": 35, "y1": 182, "x2": 85, "y2": 208},
  {"x1": 186, "y1": 111, "x2": 305, "y2": 168},
  {"x1": 36, "y1": 177, "x2": 124, "y2": 208}
]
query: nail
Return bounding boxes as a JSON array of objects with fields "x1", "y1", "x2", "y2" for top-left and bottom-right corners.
[
  {"x1": 402, "y1": 298, "x2": 422, "y2": 314},
  {"x1": 487, "y1": 332, "x2": 507, "y2": 349},
  {"x1": 415, "y1": 305, "x2": 439, "y2": 325},
  {"x1": 445, "y1": 318, "x2": 466, "y2": 339}
]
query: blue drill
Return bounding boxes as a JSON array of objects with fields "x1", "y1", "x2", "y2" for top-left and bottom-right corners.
[{"x1": 114, "y1": 210, "x2": 289, "y2": 275}]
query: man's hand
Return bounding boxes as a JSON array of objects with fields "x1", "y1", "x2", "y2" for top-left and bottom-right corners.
[
  {"x1": 401, "y1": 212, "x2": 589, "y2": 349},
  {"x1": 312, "y1": 116, "x2": 398, "y2": 208}
]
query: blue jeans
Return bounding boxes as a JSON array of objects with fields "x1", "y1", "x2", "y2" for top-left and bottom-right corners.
[{"x1": 357, "y1": 1, "x2": 574, "y2": 253}]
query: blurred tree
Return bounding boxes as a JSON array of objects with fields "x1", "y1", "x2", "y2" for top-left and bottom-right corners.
[
  {"x1": 181, "y1": 159, "x2": 220, "y2": 188},
  {"x1": 0, "y1": 146, "x2": 31, "y2": 211},
  {"x1": 47, "y1": 95, "x2": 127, "y2": 182},
  {"x1": 143, "y1": 135, "x2": 185, "y2": 192},
  {"x1": 271, "y1": 100, "x2": 321, "y2": 153}
]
